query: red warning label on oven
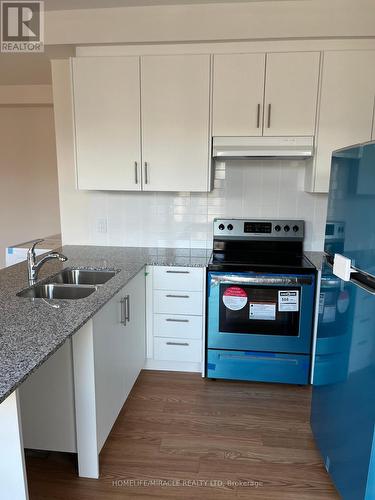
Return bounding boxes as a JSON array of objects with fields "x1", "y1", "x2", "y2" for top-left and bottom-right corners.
[{"x1": 222, "y1": 287, "x2": 248, "y2": 311}]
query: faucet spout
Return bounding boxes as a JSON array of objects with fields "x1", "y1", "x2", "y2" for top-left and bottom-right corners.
[
  {"x1": 27, "y1": 240, "x2": 68, "y2": 285},
  {"x1": 35, "y1": 252, "x2": 68, "y2": 269}
]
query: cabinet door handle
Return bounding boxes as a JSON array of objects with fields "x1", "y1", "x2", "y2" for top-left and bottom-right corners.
[
  {"x1": 134, "y1": 161, "x2": 138, "y2": 184},
  {"x1": 166, "y1": 270, "x2": 190, "y2": 274},
  {"x1": 256, "y1": 103, "x2": 261, "y2": 128},
  {"x1": 166, "y1": 294, "x2": 189, "y2": 299},
  {"x1": 166, "y1": 318, "x2": 189, "y2": 323},
  {"x1": 120, "y1": 297, "x2": 126, "y2": 326},
  {"x1": 144, "y1": 162, "x2": 148, "y2": 184},
  {"x1": 166, "y1": 342, "x2": 189, "y2": 346},
  {"x1": 267, "y1": 103, "x2": 272, "y2": 128},
  {"x1": 125, "y1": 294, "x2": 130, "y2": 323}
]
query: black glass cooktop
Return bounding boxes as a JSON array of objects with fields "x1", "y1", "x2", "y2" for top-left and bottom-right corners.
[
  {"x1": 208, "y1": 240, "x2": 316, "y2": 274},
  {"x1": 208, "y1": 254, "x2": 315, "y2": 274}
]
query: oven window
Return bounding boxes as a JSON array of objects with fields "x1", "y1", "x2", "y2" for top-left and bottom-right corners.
[{"x1": 219, "y1": 284, "x2": 301, "y2": 336}]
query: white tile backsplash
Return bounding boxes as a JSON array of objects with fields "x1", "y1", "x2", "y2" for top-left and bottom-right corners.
[{"x1": 73, "y1": 160, "x2": 328, "y2": 251}]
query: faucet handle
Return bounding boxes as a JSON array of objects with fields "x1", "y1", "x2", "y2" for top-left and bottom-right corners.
[{"x1": 27, "y1": 239, "x2": 44, "y2": 259}]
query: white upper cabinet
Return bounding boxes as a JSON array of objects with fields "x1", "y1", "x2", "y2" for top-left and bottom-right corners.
[
  {"x1": 263, "y1": 52, "x2": 320, "y2": 136},
  {"x1": 213, "y1": 53, "x2": 266, "y2": 136},
  {"x1": 141, "y1": 55, "x2": 211, "y2": 192},
  {"x1": 307, "y1": 51, "x2": 375, "y2": 193},
  {"x1": 212, "y1": 51, "x2": 320, "y2": 138},
  {"x1": 71, "y1": 49, "x2": 375, "y2": 195},
  {"x1": 72, "y1": 54, "x2": 212, "y2": 192},
  {"x1": 72, "y1": 56, "x2": 142, "y2": 191}
]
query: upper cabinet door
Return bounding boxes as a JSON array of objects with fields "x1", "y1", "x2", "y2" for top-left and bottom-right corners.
[
  {"x1": 311, "y1": 51, "x2": 375, "y2": 193},
  {"x1": 263, "y1": 52, "x2": 320, "y2": 136},
  {"x1": 72, "y1": 56, "x2": 142, "y2": 191},
  {"x1": 212, "y1": 53, "x2": 266, "y2": 136},
  {"x1": 141, "y1": 55, "x2": 211, "y2": 192}
]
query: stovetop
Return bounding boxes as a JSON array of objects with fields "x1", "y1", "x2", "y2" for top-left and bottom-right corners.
[
  {"x1": 208, "y1": 218, "x2": 316, "y2": 275},
  {"x1": 208, "y1": 252, "x2": 316, "y2": 274}
]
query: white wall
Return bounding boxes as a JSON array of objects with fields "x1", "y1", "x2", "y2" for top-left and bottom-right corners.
[
  {"x1": 53, "y1": 60, "x2": 326, "y2": 252},
  {"x1": 45, "y1": 0, "x2": 375, "y2": 45},
  {"x1": 0, "y1": 105, "x2": 61, "y2": 268}
]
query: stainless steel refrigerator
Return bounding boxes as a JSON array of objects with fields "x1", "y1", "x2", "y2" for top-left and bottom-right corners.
[{"x1": 311, "y1": 140, "x2": 375, "y2": 499}]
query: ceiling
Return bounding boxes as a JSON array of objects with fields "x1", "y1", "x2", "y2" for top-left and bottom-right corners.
[
  {"x1": 44, "y1": 0, "x2": 285, "y2": 10},
  {"x1": 1, "y1": 0, "x2": 297, "y2": 85}
]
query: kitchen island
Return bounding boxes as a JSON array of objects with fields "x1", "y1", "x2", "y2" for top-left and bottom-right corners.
[{"x1": 0, "y1": 245, "x2": 210, "y2": 500}]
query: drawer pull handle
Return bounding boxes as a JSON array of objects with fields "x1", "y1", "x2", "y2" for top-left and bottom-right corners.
[
  {"x1": 134, "y1": 161, "x2": 138, "y2": 184},
  {"x1": 166, "y1": 270, "x2": 190, "y2": 274},
  {"x1": 166, "y1": 342, "x2": 189, "y2": 346},
  {"x1": 125, "y1": 294, "x2": 130, "y2": 323},
  {"x1": 256, "y1": 103, "x2": 261, "y2": 128},
  {"x1": 220, "y1": 354, "x2": 298, "y2": 364},
  {"x1": 166, "y1": 318, "x2": 189, "y2": 323},
  {"x1": 166, "y1": 294, "x2": 189, "y2": 299},
  {"x1": 120, "y1": 297, "x2": 126, "y2": 326},
  {"x1": 267, "y1": 103, "x2": 272, "y2": 128}
]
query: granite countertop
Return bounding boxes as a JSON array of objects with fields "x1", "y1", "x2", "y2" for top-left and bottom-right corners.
[{"x1": 0, "y1": 245, "x2": 211, "y2": 404}]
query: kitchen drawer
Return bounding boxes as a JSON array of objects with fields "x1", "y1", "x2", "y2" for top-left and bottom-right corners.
[
  {"x1": 207, "y1": 350, "x2": 310, "y2": 385},
  {"x1": 153, "y1": 266, "x2": 203, "y2": 291},
  {"x1": 154, "y1": 313, "x2": 202, "y2": 339},
  {"x1": 154, "y1": 290, "x2": 203, "y2": 315},
  {"x1": 154, "y1": 337, "x2": 202, "y2": 362}
]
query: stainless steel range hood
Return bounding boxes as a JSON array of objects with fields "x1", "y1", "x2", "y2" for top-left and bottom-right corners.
[{"x1": 212, "y1": 136, "x2": 314, "y2": 159}]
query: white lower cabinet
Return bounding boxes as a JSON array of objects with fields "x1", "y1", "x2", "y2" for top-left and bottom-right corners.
[
  {"x1": 154, "y1": 314, "x2": 203, "y2": 339},
  {"x1": 152, "y1": 265, "x2": 204, "y2": 291},
  {"x1": 154, "y1": 337, "x2": 202, "y2": 363},
  {"x1": 18, "y1": 264, "x2": 205, "y2": 478},
  {"x1": 154, "y1": 290, "x2": 203, "y2": 316},
  {"x1": 19, "y1": 341, "x2": 77, "y2": 453},
  {"x1": 146, "y1": 266, "x2": 205, "y2": 373},
  {"x1": 92, "y1": 269, "x2": 146, "y2": 452},
  {"x1": 18, "y1": 269, "x2": 146, "y2": 474}
]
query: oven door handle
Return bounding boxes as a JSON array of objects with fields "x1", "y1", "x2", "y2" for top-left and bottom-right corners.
[{"x1": 210, "y1": 275, "x2": 313, "y2": 286}]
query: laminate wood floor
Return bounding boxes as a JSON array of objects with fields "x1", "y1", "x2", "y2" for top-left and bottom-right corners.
[{"x1": 26, "y1": 370, "x2": 339, "y2": 499}]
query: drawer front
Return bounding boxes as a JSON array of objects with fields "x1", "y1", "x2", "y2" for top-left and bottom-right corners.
[
  {"x1": 154, "y1": 314, "x2": 203, "y2": 339},
  {"x1": 207, "y1": 350, "x2": 310, "y2": 385},
  {"x1": 154, "y1": 337, "x2": 202, "y2": 362},
  {"x1": 153, "y1": 266, "x2": 203, "y2": 291},
  {"x1": 154, "y1": 290, "x2": 203, "y2": 315}
]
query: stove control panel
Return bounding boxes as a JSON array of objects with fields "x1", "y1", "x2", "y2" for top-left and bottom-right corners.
[{"x1": 213, "y1": 219, "x2": 304, "y2": 239}]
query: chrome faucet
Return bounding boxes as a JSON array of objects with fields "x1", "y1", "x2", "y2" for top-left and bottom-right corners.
[{"x1": 27, "y1": 239, "x2": 68, "y2": 285}]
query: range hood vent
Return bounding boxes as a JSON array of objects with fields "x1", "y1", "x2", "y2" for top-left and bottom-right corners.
[{"x1": 212, "y1": 136, "x2": 314, "y2": 159}]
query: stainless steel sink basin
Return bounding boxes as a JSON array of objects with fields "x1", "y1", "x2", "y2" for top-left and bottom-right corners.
[
  {"x1": 47, "y1": 268, "x2": 118, "y2": 286},
  {"x1": 17, "y1": 283, "x2": 97, "y2": 300}
]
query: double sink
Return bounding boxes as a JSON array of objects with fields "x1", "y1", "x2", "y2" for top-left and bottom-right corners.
[{"x1": 18, "y1": 269, "x2": 119, "y2": 300}]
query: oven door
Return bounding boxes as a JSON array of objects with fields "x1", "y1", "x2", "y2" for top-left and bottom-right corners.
[{"x1": 207, "y1": 272, "x2": 315, "y2": 354}]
